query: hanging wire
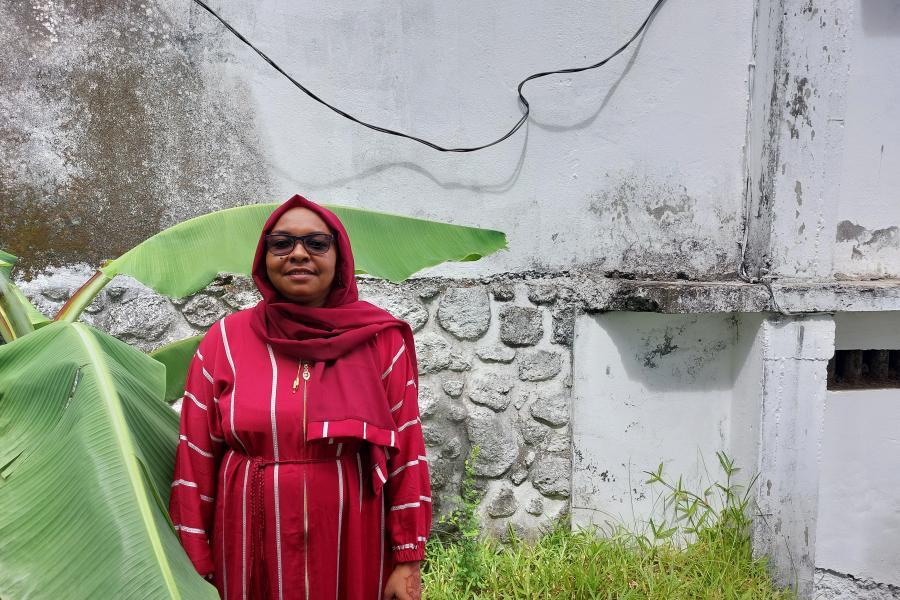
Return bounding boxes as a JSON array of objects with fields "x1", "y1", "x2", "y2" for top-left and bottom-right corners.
[{"x1": 190, "y1": 0, "x2": 668, "y2": 152}]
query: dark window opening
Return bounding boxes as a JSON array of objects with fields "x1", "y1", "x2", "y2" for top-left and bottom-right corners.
[{"x1": 827, "y1": 349, "x2": 900, "y2": 390}]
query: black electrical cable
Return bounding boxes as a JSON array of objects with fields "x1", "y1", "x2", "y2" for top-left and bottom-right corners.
[{"x1": 190, "y1": 0, "x2": 668, "y2": 153}]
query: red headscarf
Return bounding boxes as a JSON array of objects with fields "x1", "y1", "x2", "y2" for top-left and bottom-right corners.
[{"x1": 249, "y1": 195, "x2": 416, "y2": 454}]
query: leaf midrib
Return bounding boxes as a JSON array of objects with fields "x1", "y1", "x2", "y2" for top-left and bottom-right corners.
[{"x1": 73, "y1": 323, "x2": 180, "y2": 599}]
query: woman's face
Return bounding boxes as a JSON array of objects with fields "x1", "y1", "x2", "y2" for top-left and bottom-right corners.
[{"x1": 264, "y1": 207, "x2": 338, "y2": 307}]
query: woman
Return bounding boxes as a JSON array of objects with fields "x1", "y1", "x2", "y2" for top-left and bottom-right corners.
[{"x1": 169, "y1": 195, "x2": 431, "y2": 600}]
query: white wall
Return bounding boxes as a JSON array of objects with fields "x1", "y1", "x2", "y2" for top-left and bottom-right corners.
[
  {"x1": 833, "y1": 1, "x2": 900, "y2": 278},
  {"x1": 571, "y1": 312, "x2": 761, "y2": 529},
  {"x1": 195, "y1": 0, "x2": 754, "y2": 278},
  {"x1": 816, "y1": 312, "x2": 900, "y2": 587}
]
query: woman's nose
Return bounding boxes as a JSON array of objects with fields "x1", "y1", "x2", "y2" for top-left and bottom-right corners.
[{"x1": 288, "y1": 240, "x2": 311, "y2": 260}]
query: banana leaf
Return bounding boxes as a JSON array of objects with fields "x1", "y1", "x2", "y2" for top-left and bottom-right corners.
[
  {"x1": 150, "y1": 335, "x2": 204, "y2": 404},
  {"x1": 101, "y1": 203, "x2": 507, "y2": 296},
  {"x1": 0, "y1": 250, "x2": 49, "y2": 337},
  {"x1": 0, "y1": 322, "x2": 217, "y2": 599}
]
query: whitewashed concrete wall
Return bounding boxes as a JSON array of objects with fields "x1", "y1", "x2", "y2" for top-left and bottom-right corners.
[
  {"x1": 815, "y1": 312, "x2": 900, "y2": 598},
  {"x1": 571, "y1": 312, "x2": 762, "y2": 528}
]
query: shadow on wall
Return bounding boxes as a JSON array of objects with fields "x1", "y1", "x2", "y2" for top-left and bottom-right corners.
[
  {"x1": 861, "y1": 0, "x2": 900, "y2": 36},
  {"x1": 596, "y1": 312, "x2": 757, "y2": 393}
]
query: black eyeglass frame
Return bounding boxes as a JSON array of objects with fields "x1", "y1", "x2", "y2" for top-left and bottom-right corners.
[{"x1": 265, "y1": 233, "x2": 335, "y2": 256}]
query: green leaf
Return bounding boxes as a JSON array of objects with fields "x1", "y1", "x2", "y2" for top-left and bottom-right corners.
[
  {"x1": 0, "y1": 323, "x2": 217, "y2": 599},
  {"x1": 101, "y1": 203, "x2": 507, "y2": 296},
  {"x1": 150, "y1": 335, "x2": 204, "y2": 404},
  {"x1": 0, "y1": 249, "x2": 49, "y2": 332}
]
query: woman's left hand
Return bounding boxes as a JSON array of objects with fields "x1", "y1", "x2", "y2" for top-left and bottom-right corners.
[{"x1": 384, "y1": 561, "x2": 422, "y2": 600}]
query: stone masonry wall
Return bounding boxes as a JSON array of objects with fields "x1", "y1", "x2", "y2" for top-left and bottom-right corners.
[{"x1": 17, "y1": 270, "x2": 578, "y2": 537}]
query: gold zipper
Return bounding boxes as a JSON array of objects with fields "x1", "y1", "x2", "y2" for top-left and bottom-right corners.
[{"x1": 300, "y1": 361, "x2": 310, "y2": 445}]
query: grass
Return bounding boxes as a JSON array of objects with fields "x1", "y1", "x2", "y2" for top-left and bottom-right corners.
[{"x1": 422, "y1": 452, "x2": 794, "y2": 600}]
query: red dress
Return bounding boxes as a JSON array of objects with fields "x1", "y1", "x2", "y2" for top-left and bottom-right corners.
[{"x1": 169, "y1": 310, "x2": 431, "y2": 600}]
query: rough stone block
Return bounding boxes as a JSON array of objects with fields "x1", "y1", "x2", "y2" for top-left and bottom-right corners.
[
  {"x1": 437, "y1": 287, "x2": 491, "y2": 340},
  {"x1": 530, "y1": 394, "x2": 570, "y2": 427},
  {"x1": 491, "y1": 282, "x2": 516, "y2": 301},
  {"x1": 531, "y1": 455, "x2": 571, "y2": 498},
  {"x1": 466, "y1": 406, "x2": 519, "y2": 477},
  {"x1": 551, "y1": 306, "x2": 577, "y2": 346},
  {"x1": 468, "y1": 372, "x2": 514, "y2": 412},
  {"x1": 415, "y1": 332, "x2": 452, "y2": 374},
  {"x1": 182, "y1": 294, "x2": 227, "y2": 328},
  {"x1": 527, "y1": 283, "x2": 557, "y2": 305},
  {"x1": 476, "y1": 344, "x2": 517, "y2": 363},
  {"x1": 417, "y1": 384, "x2": 442, "y2": 419},
  {"x1": 441, "y1": 379, "x2": 464, "y2": 398},
  {"x1": 518, "y1": 350, "x2": 563, "y2": 381},
  {"x1": 525, "y1": 498, "x2": 544, "y2": 516},
  {"x1": 499, "y1": 306, "x2": 543, "y2": 347},
  {"x1": 487, "y1": 485, "x2": 519, "y2": 518},
  {"x1": 365, "y1": 291, "x2": 429, "y2": 333}
]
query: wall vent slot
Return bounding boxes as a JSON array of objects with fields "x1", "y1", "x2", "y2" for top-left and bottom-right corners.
[{"x1": 827, "y1": 349, "x2": 900, "y2": 390}]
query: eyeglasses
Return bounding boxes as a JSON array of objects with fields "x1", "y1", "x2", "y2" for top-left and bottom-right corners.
[{"x1": 265, "y1": 233, "x2": 335, "y2": 256}]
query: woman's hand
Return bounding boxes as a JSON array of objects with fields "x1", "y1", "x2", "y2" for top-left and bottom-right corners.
[{"x1": 384, "y1": 561, "x2": 422, "y2": 600}]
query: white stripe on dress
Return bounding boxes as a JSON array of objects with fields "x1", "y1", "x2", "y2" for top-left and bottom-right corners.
[
  {"x1": 200, "y1": 494, "x2": 214, "y2": 503},
  {"x1": 202, "y1": 367, "x2": 214, "y2": 384},
  {"x1": 196, "y1": 349, "x2": 204, "y2": 361},
  {"x1": 356, "y1": 453, "x2": 363, "y2": 513},
  {"x1": 374, "y1": 465, "x2": 387, "y2": 485},
  {"x1": 378, "y1": 495, "x2": 385, "y2": 600},
  {"x1": 389, "y1": 459, "x2": 419, "y2": 478},
  {"x1": 381, "y1": 344, "x2": 406, "y2": 380},
  {"x1": 221, "y1": 450, "x2": 234, "y2": 600},
  {"x1": 390, "y1": 430, "x2": 395, "y2": 447},
  {"x1": 335, "y1": 459, "x2": 344, "y2": 600},
  {"x1": 398, "y1": 417, "x2": 419, "y2": 432},
  {"x1": 210, "y1": 432, "x2": 225, "y2": 443},
  {"x1": 174, "y1": 524, "x2": 206, "y2": 535},
  {"x1": 220, "y1": 320, "x2": 249, "y2": 454},
  {"x1": 185, "y1": 391, "x2": 207, "y2": 411},
  {"x1": 241, "y1": 461, "x2": 250, "y2": 600},
  {"x1": 420, "y1": 496, "x2": 432, "y2": 503},
  {"x1": 171, "y1": 479, "x2": 197, "y2": 488},
  {"x1": 336, "y1": 442, "x2": 343, "y2": 457},
  {"x1": 267, "y1": 344, "x2": 284, "y2": 600},
  {"x1": 392, "y1": 543, "x2": 417, "y2": 551},
  {"x1": 390, "y1": 399, "x2": 403, "y2": 413},
  {"x1": 179, "y1": 435, "x2": 213, "y2": 458},
  {"x1": 323, "y1": 421, "x2": 329, "y2": 437},
  {"x1": 390, "y1": 501, "x2": 421, "y2": 511},
  {"x1": 304, "y1": 475, "x2": 310, "y2": 600},
  {"x1": 406, "y1": 379, "x2": 416, "y2": 388}
]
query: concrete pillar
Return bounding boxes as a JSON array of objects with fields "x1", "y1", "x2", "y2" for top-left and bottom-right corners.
[{"x1": 752, "y1": 314, "x2": 835, "y2": 598}]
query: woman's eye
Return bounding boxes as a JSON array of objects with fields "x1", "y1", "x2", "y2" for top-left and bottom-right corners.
[{"x1": 272, "y1": 240, "x2": 293, "y2": 250}]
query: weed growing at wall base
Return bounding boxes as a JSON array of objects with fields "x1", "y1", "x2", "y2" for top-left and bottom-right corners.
[{"x1": 422, "y1": 452, "x2": 793, "y2": 599}]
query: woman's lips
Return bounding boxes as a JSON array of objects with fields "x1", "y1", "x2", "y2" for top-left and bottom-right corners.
[{"x1": 284, "y1": 270, "x2": 316, "y2": 282}]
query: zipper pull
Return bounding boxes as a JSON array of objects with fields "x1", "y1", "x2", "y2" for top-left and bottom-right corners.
[
  {"x1": 292, "y1": 360, "x2": 302, "y2": 393},
  {"x1": 302, "y1": 362, "x2": 310, "y2": 381}
]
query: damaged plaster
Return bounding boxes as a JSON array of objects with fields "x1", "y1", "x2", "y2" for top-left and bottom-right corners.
[{"x1": 0, "y1": 0, "x2": 271, "y2": 274}]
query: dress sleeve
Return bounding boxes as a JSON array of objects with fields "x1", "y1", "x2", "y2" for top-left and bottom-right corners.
[
  {"x1": 168, "y1": 337, "x2": 226, "y2": 577},
  {"x1": 381, "y1": 335, "x2": 433, "y2": 563}
]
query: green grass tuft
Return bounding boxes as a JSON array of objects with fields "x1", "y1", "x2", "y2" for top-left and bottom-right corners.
[{"x1": 422, "y1": 451, "x2": 794, "y2": 600}]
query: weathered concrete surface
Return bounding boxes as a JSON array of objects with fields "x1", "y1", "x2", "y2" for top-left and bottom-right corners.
[
  {"x1": 0, "y1": 0, "x2": 271, "y2": 273},
  {"x1": 815, "y1": 569, "x2": 900, "y2": 600},
  {"x1": 1, "y1": 0, "x2": 754, "y2": 280},
  {"x1": 752, "y1": 315, "x2": 835, "y2": 598}
]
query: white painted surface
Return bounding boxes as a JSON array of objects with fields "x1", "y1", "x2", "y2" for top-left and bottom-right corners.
[
  {"x1": 815, "y1": 311, "x2": 900, "y2": 588},
  {"x1": 571, "y1": 312, "x2": 760, "y2": 529},
  {"x1": 752, "y1": 315, "x2": 835, "y2": 598},
  {"x1": 833, "y1": 1, "x2": 900, "y2": 278},
  {"x1": 816, "y1": 388, "x2": 900, "y2": 587},
  {"x1": 186, "y1": 0, "x2": 754, "y2": 278}
]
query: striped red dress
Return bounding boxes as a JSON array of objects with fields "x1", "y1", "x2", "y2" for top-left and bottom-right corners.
[{"x1": 169, "y1": 309, "x2": 431, "y2": 600}]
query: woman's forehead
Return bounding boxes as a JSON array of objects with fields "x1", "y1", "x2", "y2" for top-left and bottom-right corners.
[{"x1": 270, "y1": 207, "x2": 330, "y2": 234}]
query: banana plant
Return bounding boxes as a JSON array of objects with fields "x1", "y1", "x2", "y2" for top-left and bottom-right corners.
[{"x1": 0, "y1": 204, "x2": 506, "y2": 599}]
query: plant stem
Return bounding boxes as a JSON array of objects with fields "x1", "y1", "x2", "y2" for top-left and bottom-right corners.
[
  {"x1": 55, "y1": 270, "x2": 112, "y2": 323},
  {"x1": 0, "y1": 274, "x2": 34, "y2": 342}
]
